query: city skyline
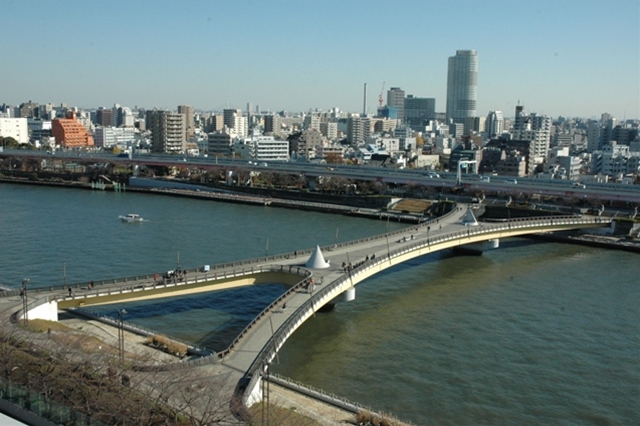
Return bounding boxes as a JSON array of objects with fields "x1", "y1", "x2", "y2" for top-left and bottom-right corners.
[{"x1": 1, "y1": 0, "x2": 638, "y2": 119}]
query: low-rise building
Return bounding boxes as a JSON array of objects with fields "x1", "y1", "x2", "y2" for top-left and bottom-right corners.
[{"x1": 93, "y1": 127, "x2": 136, "y2": 148}]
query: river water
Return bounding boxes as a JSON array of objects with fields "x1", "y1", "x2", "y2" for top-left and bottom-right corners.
[{"x1": 1, "y1": 183, "x2": 638, "y2": 425}]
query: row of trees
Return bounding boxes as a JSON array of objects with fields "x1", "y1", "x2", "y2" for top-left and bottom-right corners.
[{"x1": 0, "y1": 320, "x2": 240, "y2": 425}]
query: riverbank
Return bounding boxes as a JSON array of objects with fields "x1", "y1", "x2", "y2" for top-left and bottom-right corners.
[
  {"x1": 0, "y1": 176, "x2": 430, "y2": 224},
  {"x1": 529, "y1": 232, "x2": 640, "y2": 253}
]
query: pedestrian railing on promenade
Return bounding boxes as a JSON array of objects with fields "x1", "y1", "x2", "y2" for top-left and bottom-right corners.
[{"x1": 267, "y1": 373, "x2": 418, "y2": 425}]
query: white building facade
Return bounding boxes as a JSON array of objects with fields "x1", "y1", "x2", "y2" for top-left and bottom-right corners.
[{"x1": 0, "y1": 118, "x2": 29, "y2": 143}]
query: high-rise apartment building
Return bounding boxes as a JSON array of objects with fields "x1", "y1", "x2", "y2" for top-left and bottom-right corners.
[
  {"x1": 387, "y1": 88, "x2": 405, "y2": 122},
  {"x1": 96, "y1": 107, "x2": 113, "y2": 127},
  {"x1": 319, "y1": 121, "x2": 338, "y2": 140},
  {"x1": 586, "y1": 121, "x2": 602, "y2": 152},
  {"x1": 178, "y1": 105, "x2": 195, "y2": 139},
  {"x1": 51, "y1": 111, "x2": 95, "y2": 148},
  {"x1": 512, "y1": 105, "x2": 551, "y2": 160},
  {"x1": 485, "y1": 111, "x2": 504, "y2": 138},
  {"x1": 446, "y1": 50, "x2": 478, "y2": 123},
  {"x1": 303, "y1": 112, "x2": 321, "y2": 131},
  {"x1": 264, "y1": 115, "x2": 281, "y2": 134},
  {"x1": 223, "y1": 109, "x2": 241, "y2": 129},
  {"x1": 347, "y1": 116, "x2": 371, "y2": 145},
  {"x1": 146, "y1": 109, "x2": 185, "y2": 153},
  {"x1": 222, "y1": 108, "x2": 247, "y2": 137}
]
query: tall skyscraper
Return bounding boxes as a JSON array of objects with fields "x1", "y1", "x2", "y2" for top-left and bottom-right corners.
[
  {"x1": 446, "y1": 50, "x2": 478, "y2": 123},
  {"x1": 387, "y1": 87, "x2": 405, "y2": 122}
]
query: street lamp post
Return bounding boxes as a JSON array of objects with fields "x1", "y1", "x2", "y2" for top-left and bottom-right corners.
[
  {"x1": 21, "y1": 278, "x2": 30, "y2": 326},
  {"x1": 118, "y1": 309, "x2": 127, "y2": 364}
]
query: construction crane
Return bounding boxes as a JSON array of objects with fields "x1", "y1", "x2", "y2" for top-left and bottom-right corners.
[
  {"x1": 377, "y1": 81, "x2": 385, "y2": 116},
  {"x1": 378, "y1": 81, "x2": 385, "y2": 109}
]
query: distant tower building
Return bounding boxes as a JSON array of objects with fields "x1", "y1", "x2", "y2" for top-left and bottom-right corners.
[
  {"x1": 303, "y1": 112, "x2": 321, "y2": 131},
  {"x1": 223, "y1": 109, "x2": 241, "y2": 129},
  {"x1": 120, "y1": 107, "x2": 134, "y2": 127},
  {"x1": 264, "y1": 114, "x2": 281, "y2": 134},
  {"x1": 387, "y1": 88, "x2": 405, "y2": 122},
  {"x1": 320, "y1": 121, "x2": 338, "y2": 140},
  {"x1": 347, "y1": 116, "x2": 371, "y2": 146},
  {"x1": 206, "y1": 114, "x2": 224, "y2": 133},
  {"x1": 178, "y1": 105, "x2": 195, "y2": 139},
  {"x1": 404, "y1": 95, "x2": 436, "y2": 127},
  {"x1": 96, "y1": 108, "x2": 113, "y2": 127},
  {"x1": 146, "y1": 109, "x2": 185, "y2": 153},
  {"x1": 512, "y1": 105, "x2": 551, "y2": 160},
  {"x1": 587, "y1": 121, "x2": 602, "y2": 152},
  {"x1": 485, "y1": 111, "x2": 504, "y2": 138},
  {"x1": 112, "y1": 104, "x2": 123, "y2": 127},
  {"x1": 19, "y1": 101, "x2": 39, "y2": 119},
  {"x1": 446, "y1": 50, "x2": 478, "y2": 123},
  {"x1": 601, "y1": 117, "x2": 618, "y2": 146}
]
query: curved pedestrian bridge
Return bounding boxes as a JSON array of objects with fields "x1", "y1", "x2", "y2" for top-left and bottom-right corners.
[{"x1": 1, "y1": 205, "x2": 612, "y2": 419}]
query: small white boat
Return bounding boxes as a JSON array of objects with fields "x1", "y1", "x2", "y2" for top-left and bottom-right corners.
[{"x1": 119, "y1": 213, "x2": 144, "y2": 222}]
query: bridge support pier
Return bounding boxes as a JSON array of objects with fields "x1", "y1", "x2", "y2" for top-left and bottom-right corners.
[
  {"x1": 454, "y1": 238, "x2": 500, "y2": 255},
  {"x1": 327, "y1": 286, "x2": 356, "y2": 309}
]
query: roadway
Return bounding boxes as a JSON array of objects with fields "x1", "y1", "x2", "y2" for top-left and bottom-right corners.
[{"x1": 2, "y1": 149, "x2": 640, "y2": 203}]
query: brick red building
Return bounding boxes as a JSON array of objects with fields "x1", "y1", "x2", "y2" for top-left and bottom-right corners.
[{"x1": 52, "y1": 111, "x2": 94, "y2": 148}]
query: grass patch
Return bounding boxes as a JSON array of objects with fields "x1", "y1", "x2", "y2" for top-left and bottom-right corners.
[
  {"x1": 19, "y1": 319, "x2": 72, "y2": 333},
  {"x1": 391, "y1": 199, "x2": 432, "y2": 213}
]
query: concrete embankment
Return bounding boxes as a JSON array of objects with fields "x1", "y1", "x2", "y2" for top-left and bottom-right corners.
[{"x1": 528, "y1": 233, "x2": 640, "y2": 253}]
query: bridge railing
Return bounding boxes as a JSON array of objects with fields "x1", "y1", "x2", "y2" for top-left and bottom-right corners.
[
  {"x1": 213, "y1": 265, "x2": 312, "y2": 360},
  {"x1": 133, "y1": 265, "x2": 313, "y2": 371},
  {"x1": 0, "y1": 205, "x2": 462, "y2": 297},
  {"x1": 0, "y1": 263, "x2": 305, "y2": 301},
  {"x1": 239, "y1": 214, "x2": 609, "y2": 405}
]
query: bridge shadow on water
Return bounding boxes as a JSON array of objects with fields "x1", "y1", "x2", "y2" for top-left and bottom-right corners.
[{"x1": 86, "y1": 283, "x2": 289, "y2": 351}]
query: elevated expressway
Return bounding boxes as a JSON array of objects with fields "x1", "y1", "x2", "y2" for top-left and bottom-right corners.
[
  {"x1": 1, "y1": 205, "x2": 612, "y2": 419},
  {"x1": 2, "y1": 149, "x2": 640, "y2": 203}
]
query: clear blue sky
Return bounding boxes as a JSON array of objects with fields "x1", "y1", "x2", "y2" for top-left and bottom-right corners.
[{"x1": 2, "y1": 0, "x2": 638, "y2": 119}]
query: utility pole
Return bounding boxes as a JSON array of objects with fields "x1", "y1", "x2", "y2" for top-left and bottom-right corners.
[
  {"x1": 21, "y1": 278, "x2": 30, "y2": 326},
  {"x1": 118, "y1": 309, "x2": 127, "y2": 364}
]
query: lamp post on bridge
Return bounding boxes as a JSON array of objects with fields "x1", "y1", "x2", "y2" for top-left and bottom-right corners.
[
  {"x1": 261, "y1": 360, "x2": 271, "y2": 426},
  {"x1": 385, "y1": 216, "x2": 391, "y2": 264},
  {"x1": 21, "y1": 278, "x2": 30, "y2": 326}
]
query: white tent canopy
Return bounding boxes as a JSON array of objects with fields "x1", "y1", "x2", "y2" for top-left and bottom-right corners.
[
  {"x1": 305, "y1": 245, "x2": 330, "y2": 269},
  {"x1": 461, "y1": 208, "x2": 479, "y2": 226}
]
